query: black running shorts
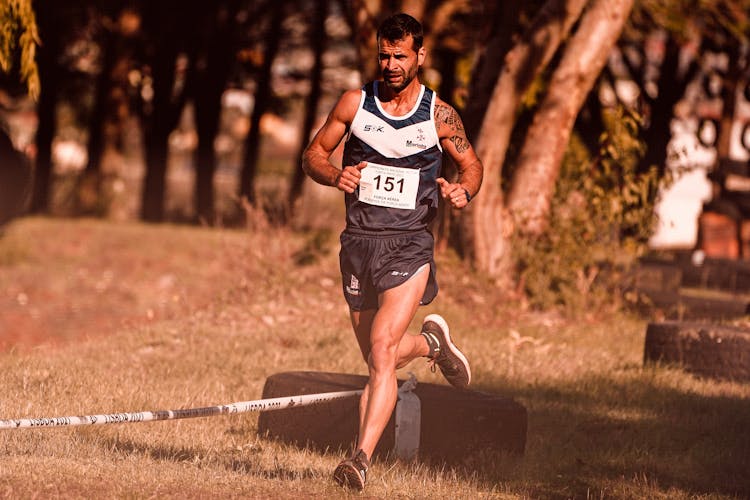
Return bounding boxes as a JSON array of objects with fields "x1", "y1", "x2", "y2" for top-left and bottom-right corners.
[{"x1": 339, "y1": 228, "x2": 438, "y2": 311}]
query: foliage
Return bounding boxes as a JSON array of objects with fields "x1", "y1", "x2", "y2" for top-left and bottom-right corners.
[
  {"x1": 0, "y1": 0, "x2": 40, "y2": 99},
  {"x1": 516, "y1": 104, "x2": 661, "y2": 314},
  {"x1": 631, "y1": 0, "x2": 750, "y2": 44}
]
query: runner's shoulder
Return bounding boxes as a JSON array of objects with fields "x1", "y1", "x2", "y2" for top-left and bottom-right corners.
[
  {"x1": 432, "y1": 97, "x2": 466, "y2": 136},
  {"x1": 332, "y1": 89, "x2": 364, "y2": 122},
  {"x1": 433, "y1": 96, "x2": 460, "y2": 119}
]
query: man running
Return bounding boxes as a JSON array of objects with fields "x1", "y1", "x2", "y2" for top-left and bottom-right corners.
[{"x1": 301, "y1": 12, "x2": 483, "y2": 491}]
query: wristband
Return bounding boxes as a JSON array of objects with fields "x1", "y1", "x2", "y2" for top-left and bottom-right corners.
[{"x1": 463, "y1": 188, "x2": 472, "y2": 203}]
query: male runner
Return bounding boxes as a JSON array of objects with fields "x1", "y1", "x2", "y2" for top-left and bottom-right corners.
[{"x1": 301, "y1": 13, "x2": 483, "y2": 490}]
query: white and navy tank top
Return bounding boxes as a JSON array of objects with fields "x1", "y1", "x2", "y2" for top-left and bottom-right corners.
[{"x1": 342, "y1": 81, "x2": 443, "y2": 232}]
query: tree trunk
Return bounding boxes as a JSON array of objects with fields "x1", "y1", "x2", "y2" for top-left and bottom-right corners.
[
  {"x1": 78, "y1": 24, "x2": 118, "y2": 216},
  {"x1": 574, "y1": 80, "x2": 606, "y2": 156},
  {"x1": 638, "y1": 35, "x2": 698, "y2": 176},
  {"x1": 84, "y1": 29, "x2": 116, "y2": 178},
  {"x1": 463, "y1": 1, "x2": 521, "y2": 141},
  {"x1": 506, "y1": 0, "x2": 635, "y2": 237},
  {"x1": 462, "y1": 0, "x2": 589, "y2": 282},
  {"x1": 139, "y1": 1, "x2": 187, "y2": 222},
  {"x1": 239, "y1": 1, "x2": 284, "y2": 206},
  {"x1": 192, "y1": 3, "x2": 236, "y2": 225},
  {"x1": 29, "y1": 4, "x2": 64, "y2": 214},
  {"x1": 288, "y1": 0, "x2": 328, "y2": 217},
  {"x1": 348, "y1": 0, "x2": 382, "y2": 84},
  {"x1": 432, "y1": 49, "x2": 459, "y2": 253},
  {"x1": 139, "y1": 64, "x2": 180, "y2": 222},
  {"x1": 0, "y1": 129, "x2": 32, "y2": 226},
  {"x1": 715, "y1": 43, "x2": 742, "y2": 170}
]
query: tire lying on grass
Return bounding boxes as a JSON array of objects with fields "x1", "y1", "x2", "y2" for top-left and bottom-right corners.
[
  {"x1": 644, "y1": 321, "x2": 750, "y2": 381},
  {"x1": 257, "y1": 371, "x2": 527, "y2": 464}
]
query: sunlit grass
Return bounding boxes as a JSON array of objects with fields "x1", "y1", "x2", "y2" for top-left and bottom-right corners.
[{"x1": 0, "y1": 217, "x2": 748, "y2": 498}]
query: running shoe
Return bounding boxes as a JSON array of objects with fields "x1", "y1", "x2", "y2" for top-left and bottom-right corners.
[
  {"x1": 422, "y1": 313, "x2": 471, "y2": 389},
  {"x1": 333, "y1": 449, "x2": 369, "y2": 490}
]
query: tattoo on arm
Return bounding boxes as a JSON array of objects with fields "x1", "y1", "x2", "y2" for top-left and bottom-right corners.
[
  {"x1": 436, "y1": 103, "x2": 472, "y2": 154},
  {"x1": 450, "y1": 135, "x2": 469, "y2": 153},
  {"x1": 435, "y1": 104, "x2": 464, "y2": 132}
]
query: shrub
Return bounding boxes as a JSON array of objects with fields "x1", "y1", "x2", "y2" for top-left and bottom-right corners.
[{"x1": 516, "y1": 105, "x2": 661, "y2": 315}]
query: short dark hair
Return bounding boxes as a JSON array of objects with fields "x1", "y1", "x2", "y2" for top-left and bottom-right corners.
[{"x1": 377, "y1": 13, "x2": 424, "y2": 51}]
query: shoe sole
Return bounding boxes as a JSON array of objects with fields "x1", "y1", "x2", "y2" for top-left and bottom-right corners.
[
  {"x1": 333, "y1": 462, "x2": 365, "y2": 490},
  {"x1": 424, "y1": 313, "x2": 471, "y2": 386}
]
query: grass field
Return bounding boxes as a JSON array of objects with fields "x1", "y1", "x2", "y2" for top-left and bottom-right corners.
[{"x1": 0, "y1": 217, "x2": 748, "y2": 499}]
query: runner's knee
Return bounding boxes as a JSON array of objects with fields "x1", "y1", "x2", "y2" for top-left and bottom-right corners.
[{"x1": 368, "y1": 338, "x2": 398, "y2": 373}]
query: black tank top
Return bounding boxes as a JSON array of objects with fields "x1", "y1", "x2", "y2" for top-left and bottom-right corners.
[{"x1": 342, "y1": 81, "x2": 442, "y2": 232}]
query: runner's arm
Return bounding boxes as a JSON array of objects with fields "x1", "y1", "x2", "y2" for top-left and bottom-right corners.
[
  {"x1": 302, "y1": 90, "x2": 365, "y2": 193},
  {"x1": 434, "y1": 99, "x2": 483, "y2": 208}
]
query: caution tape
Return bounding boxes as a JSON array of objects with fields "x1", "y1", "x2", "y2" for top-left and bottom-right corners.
[{"x1": 0, "y1": 389, "x2": 363, "y2": 430}]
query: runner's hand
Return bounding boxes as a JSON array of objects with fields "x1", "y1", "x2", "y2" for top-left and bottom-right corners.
[
  {"x1": 437, "y1": 177, "x2": 469, "y2": 209},
  {"x1": 335, "y1": 162, "x2": 368, "y2": 193}
]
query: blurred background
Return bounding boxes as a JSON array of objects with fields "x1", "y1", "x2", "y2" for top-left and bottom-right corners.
[{"x1": 2, "y1": 0, "x2": 750, "y2": 303}]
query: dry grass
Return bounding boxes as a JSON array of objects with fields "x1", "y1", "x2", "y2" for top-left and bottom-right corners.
[{"x1": 0, "y1": 217, "x2": 749, "y2": 499}]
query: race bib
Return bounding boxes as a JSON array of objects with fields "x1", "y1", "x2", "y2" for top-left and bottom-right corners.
[{"x1": 358, "y1": 162, "x2": 420, "y2": 210}]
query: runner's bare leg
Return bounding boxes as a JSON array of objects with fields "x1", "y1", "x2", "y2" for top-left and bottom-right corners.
[
  {"x1": 350, "y1": 311, "x2": 429, "y2": 368},
  {"x1": 348, "y1": 265, "x2": 430, "y2": 459}
]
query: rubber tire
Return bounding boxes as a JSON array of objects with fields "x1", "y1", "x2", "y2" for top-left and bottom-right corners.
[
  {"x1": 257, "y1": 371, "x2": 527, "y2": 463},
  {"x1": 679, "y1": 256, "x2": 750, "y2": 293},
  {"x1": 636, "y1": 290, "x2": 750, "y2": 320},
  {"x1": 644, "y1": 322, "x2": 750, "y2": 381}
]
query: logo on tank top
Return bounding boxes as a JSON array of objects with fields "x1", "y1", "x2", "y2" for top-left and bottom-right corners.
[
  {"x1": 363, "y1": 124, "x2": 384, "y2": 133},
  {"x1": 406, "y1": 128, "x2": 428, "y2": 149}
]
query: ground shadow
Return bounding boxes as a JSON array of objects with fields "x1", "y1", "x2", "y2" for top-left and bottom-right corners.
[
  {"x1": 473, "y1": 372, "x2": 750, "y2": 498},
  {"x1": 94, "y1": 435, "x2": 320, "y2": 482}
]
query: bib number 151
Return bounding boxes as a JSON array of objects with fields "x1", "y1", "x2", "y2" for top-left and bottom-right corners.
[
  {"x1": 358, "y1": 162, "x2": 420, "y2": 210},
  {"x1": 373, "y1": 175, "x2": 404, "y2": 193}
]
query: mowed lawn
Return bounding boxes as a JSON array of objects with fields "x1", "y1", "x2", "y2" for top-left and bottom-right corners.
[{"x1": 0, "y1": 217, "x2": 748, "y2": 499}]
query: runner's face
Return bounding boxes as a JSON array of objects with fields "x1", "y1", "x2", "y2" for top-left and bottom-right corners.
[{"x1": 377, "y1": 35, "x2": 425, "y2": 92}]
